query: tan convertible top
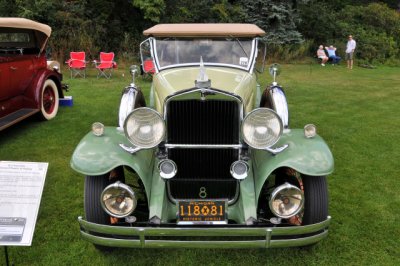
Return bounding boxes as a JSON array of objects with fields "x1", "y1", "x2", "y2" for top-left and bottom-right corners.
[
  {"x1": 0, "y1": 17, "x2": 51, "y2": 37},
  {"x1": 143, "y1": 24, "x2": 265, "y2": 37}
]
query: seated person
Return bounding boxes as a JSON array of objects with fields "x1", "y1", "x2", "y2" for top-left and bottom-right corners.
[
  {"x1": 325, "y1": 45, "x2": 341, "y2": 64},
  {"x1": 317, "y1": 45, "x2": 329, "y2": 66}
]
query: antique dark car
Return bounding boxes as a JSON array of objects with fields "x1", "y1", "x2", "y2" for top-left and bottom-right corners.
[
  {"x1": 0, "y1": 18, "x2": 65, "y2": 131},
  {"x1": 71, "y1": 24, "x2": 334, "y2": 249}
]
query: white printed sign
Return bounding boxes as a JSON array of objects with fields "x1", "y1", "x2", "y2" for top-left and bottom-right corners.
[
  {"x1": 0, "y1": 161, "x2": 48, "y2": 246},
  {"x1": 239, "y1": 57, "x2": 249, "y2": 66}
]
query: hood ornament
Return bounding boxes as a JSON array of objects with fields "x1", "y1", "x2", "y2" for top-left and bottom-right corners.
[{"x1": 195, "y1": 57, "x2": 211, "y2": 89}]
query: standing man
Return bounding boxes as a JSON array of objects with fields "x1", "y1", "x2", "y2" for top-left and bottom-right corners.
[{"x1": 346, "y1": 35, "x2": 356, "y2": 69}]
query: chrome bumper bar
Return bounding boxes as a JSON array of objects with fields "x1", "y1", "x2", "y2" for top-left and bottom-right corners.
[{"x1": 78, "y1": 216, "x2": 331, "y2": 249}]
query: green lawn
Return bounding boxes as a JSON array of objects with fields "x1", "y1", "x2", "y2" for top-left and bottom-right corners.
[{"x1": 1, "y1": 64, "x2": 399, "y2": 265}]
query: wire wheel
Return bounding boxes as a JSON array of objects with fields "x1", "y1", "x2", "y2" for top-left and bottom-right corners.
[{"x1": 40, "y1": 79, "x2": 59, "y2": 120}]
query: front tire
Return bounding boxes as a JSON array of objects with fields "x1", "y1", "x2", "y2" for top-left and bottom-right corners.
[
  {"x1": 40, "y1": 79, "x2": 59, "y2": 120},
  {"x1": 84, "y1": 174, "x2": 110, "y2": 225},
  {"x1": 84, "y1": 168, "x2": 125, "y2": 250},
  {"x1": 84, "y1": 168, "x2": 126, "y2": 225},
  {"x1": 301, "y1": 175, "x2": 329, "y2": 225}
]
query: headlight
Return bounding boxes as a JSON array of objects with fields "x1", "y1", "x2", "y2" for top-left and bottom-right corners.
[
  {"x1": 124, "y1": 107, "x2": 165, "y2": 148},
  {"x1": 269, "y1": 183, "x2": 304, "y2": 219},
  {"x1": 101, "y1": 182, "x2": 137, "y2": 218},
  {"x1": 242, "y1": 108, "x2": 283, "y2": 149}
]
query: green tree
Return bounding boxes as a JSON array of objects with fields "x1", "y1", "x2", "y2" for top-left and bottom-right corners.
[
  {"x1": 161, "y1": 0, "x2": 243, "y2": 23},
  {"x1": 240, "y1": 0, "x2": 304, "y2": 44},
  {"x1": 132, "y1": 0, "x2": 165, "y2": 23},
  {"x1": 0, "y1": 0, "x2": 18, "y2": 16},
  {"x1": 336, "y1": 3, "x2": 400, "y2": 64}
]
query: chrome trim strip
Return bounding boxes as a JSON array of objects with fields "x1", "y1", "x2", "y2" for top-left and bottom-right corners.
[
  {"x1": 163, "y1": 87, "x2": 244, "y2": 118},
  {"x1": 78, "y1": 216, "x2": 331, "y2": 248},
  {"x1": 164, "y1": 144, "x2": 243, "y2": 149},
  {"x1": 159, "y1": 62, "x2": 250, "y2": 71},
  {"x1": 264, "y1": 144, "x2": 289, "y2": 155},
  {"x1": 119, "y1": 144, "x2": 142, "y2": 154},
  {"x1": 248, "y1": 38, "x2": 257, "y2": 74}
]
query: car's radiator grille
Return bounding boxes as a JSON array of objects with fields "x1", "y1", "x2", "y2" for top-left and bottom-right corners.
[
  {"x1": 166, "y1": 100, "x2": 240, "y2": 201},
  {"x1": 166, "y1": 100, "x2": 239, "y2": 144}
]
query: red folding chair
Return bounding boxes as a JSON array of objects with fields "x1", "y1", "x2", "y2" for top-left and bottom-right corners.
[
  {"x1": 93, "y1": 52, "x2": 117, "y2": 79},
  {"x1": 65, "y1": 51, "x2": 87, "y2": 78}
]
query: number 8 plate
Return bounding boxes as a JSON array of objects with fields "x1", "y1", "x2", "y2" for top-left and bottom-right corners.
[{"x1": 177, "y1": 200, "x2": 227, "y2": 225}]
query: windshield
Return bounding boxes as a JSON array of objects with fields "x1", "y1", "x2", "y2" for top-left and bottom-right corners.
[{"x1": 154, "y1": 38, "x2": 255, "y2": 70}]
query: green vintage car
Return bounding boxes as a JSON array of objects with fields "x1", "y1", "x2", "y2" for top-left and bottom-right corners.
[{"x1": 71, "y1": 24, "x2": 334, "y2": 249}]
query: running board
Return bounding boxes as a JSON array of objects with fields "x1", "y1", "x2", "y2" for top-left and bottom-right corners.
[{"x1": 0, "y1": 108, "x2": 39, "y2": 131}]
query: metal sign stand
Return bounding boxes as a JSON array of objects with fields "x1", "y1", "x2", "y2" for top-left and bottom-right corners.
[{"x1": 4, "y1": 246, "x2": 10, "y2": 266}]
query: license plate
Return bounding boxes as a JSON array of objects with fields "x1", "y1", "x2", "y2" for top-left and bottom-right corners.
[{"x1": 177, "y1": 200, "x2": 227, "y2": 224}]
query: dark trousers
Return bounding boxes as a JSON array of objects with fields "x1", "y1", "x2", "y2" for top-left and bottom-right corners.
[{"x1": 329, "y1": 56, "x2": 341, "y2": 64}]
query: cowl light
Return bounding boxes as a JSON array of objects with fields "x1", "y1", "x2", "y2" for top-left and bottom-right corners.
[
  {"x1": 304, "y1": 124, "x2": 317, "y2": 138},
  {"x1": 92, "y1": 122, "x2": 104, "y2": 136}
]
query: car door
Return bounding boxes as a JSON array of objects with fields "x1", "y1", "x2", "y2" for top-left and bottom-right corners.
[
  {"x1": 0, "y1": 55, "x2": 10, "y2": 101},
  {"x1": 8, "y1": 54, "x2": 35, "y2": 96}
]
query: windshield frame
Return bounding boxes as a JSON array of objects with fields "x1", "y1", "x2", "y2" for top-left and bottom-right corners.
[{"x1": 150, "y1": 37, "x2": 259, "y2": 73}]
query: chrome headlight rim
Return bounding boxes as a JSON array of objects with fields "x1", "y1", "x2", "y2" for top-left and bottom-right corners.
[
  {"x1": 269, "y1": 183, "x2": 304, "y2": 219},
  {"x1": 100, "y1": 182, "x2": 137, "y2": 218},
  {"x1": 241, "y1": 108, "x2": 283, "y2": 149},
  {"x1": 123, "y1": 107, "x2": 166, "y2": 149}
]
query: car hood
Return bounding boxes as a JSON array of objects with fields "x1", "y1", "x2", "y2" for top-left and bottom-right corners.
[{"x1": 152, "y1": 67, "x2": 257, "y2": 113}]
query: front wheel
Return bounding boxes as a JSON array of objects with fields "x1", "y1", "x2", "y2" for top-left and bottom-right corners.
[
  {"x1": 84, "y1": 168, "x2": 125, "y2": 250},
  {"x1": 301, "y1": 175, "x2": 329, "y2": 225},
  {"x1": 39, "y1": 79, "x2": 59, "y2": 120},
  {"x1": 84, "y1": 168, "x2": 126, "y2": 225},
  {"x1": 84, "y1": 174, "x2": 111, "y2": 225}
]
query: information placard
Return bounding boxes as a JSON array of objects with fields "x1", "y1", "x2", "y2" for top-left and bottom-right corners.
[{"x1": 0, "y1": 161, "x2": 48, "y2": 246}]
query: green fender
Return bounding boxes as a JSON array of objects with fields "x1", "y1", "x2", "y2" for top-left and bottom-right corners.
[
  {"x1": 70, "y1": 127, "x2": 154, "y2": 199},
  {"x1": 253, "y1": 129, "x2": 334, "y2": 200}
]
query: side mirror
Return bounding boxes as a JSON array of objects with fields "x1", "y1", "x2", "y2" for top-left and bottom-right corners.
[
  {"x1": 129, "y1": 65, "x2": 139, "y2": 86},
  {"x1": 269, "y1": 63, "x2": 282, "y2": 85}
]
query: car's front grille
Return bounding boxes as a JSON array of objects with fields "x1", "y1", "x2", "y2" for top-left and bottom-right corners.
[
  {"x1": 166, "y1": 99, "x2": 240, "y2": 201},
  {"x1": 166, "y1": 100, "x2": 239, "y2": 145}
]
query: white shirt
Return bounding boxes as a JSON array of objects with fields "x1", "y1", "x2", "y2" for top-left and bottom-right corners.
[{"x1": 346, "y1": 39, "x2": 356, "y2": 53}]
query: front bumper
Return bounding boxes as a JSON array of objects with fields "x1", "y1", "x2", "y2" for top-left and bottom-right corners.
[{"x1": 78, "y1": 216, "x2": 331, "y2": 248}]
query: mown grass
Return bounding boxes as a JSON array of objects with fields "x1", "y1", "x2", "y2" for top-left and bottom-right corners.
[{"x1": 1, "y1": 63, "x2": 399, "y2": 265}]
